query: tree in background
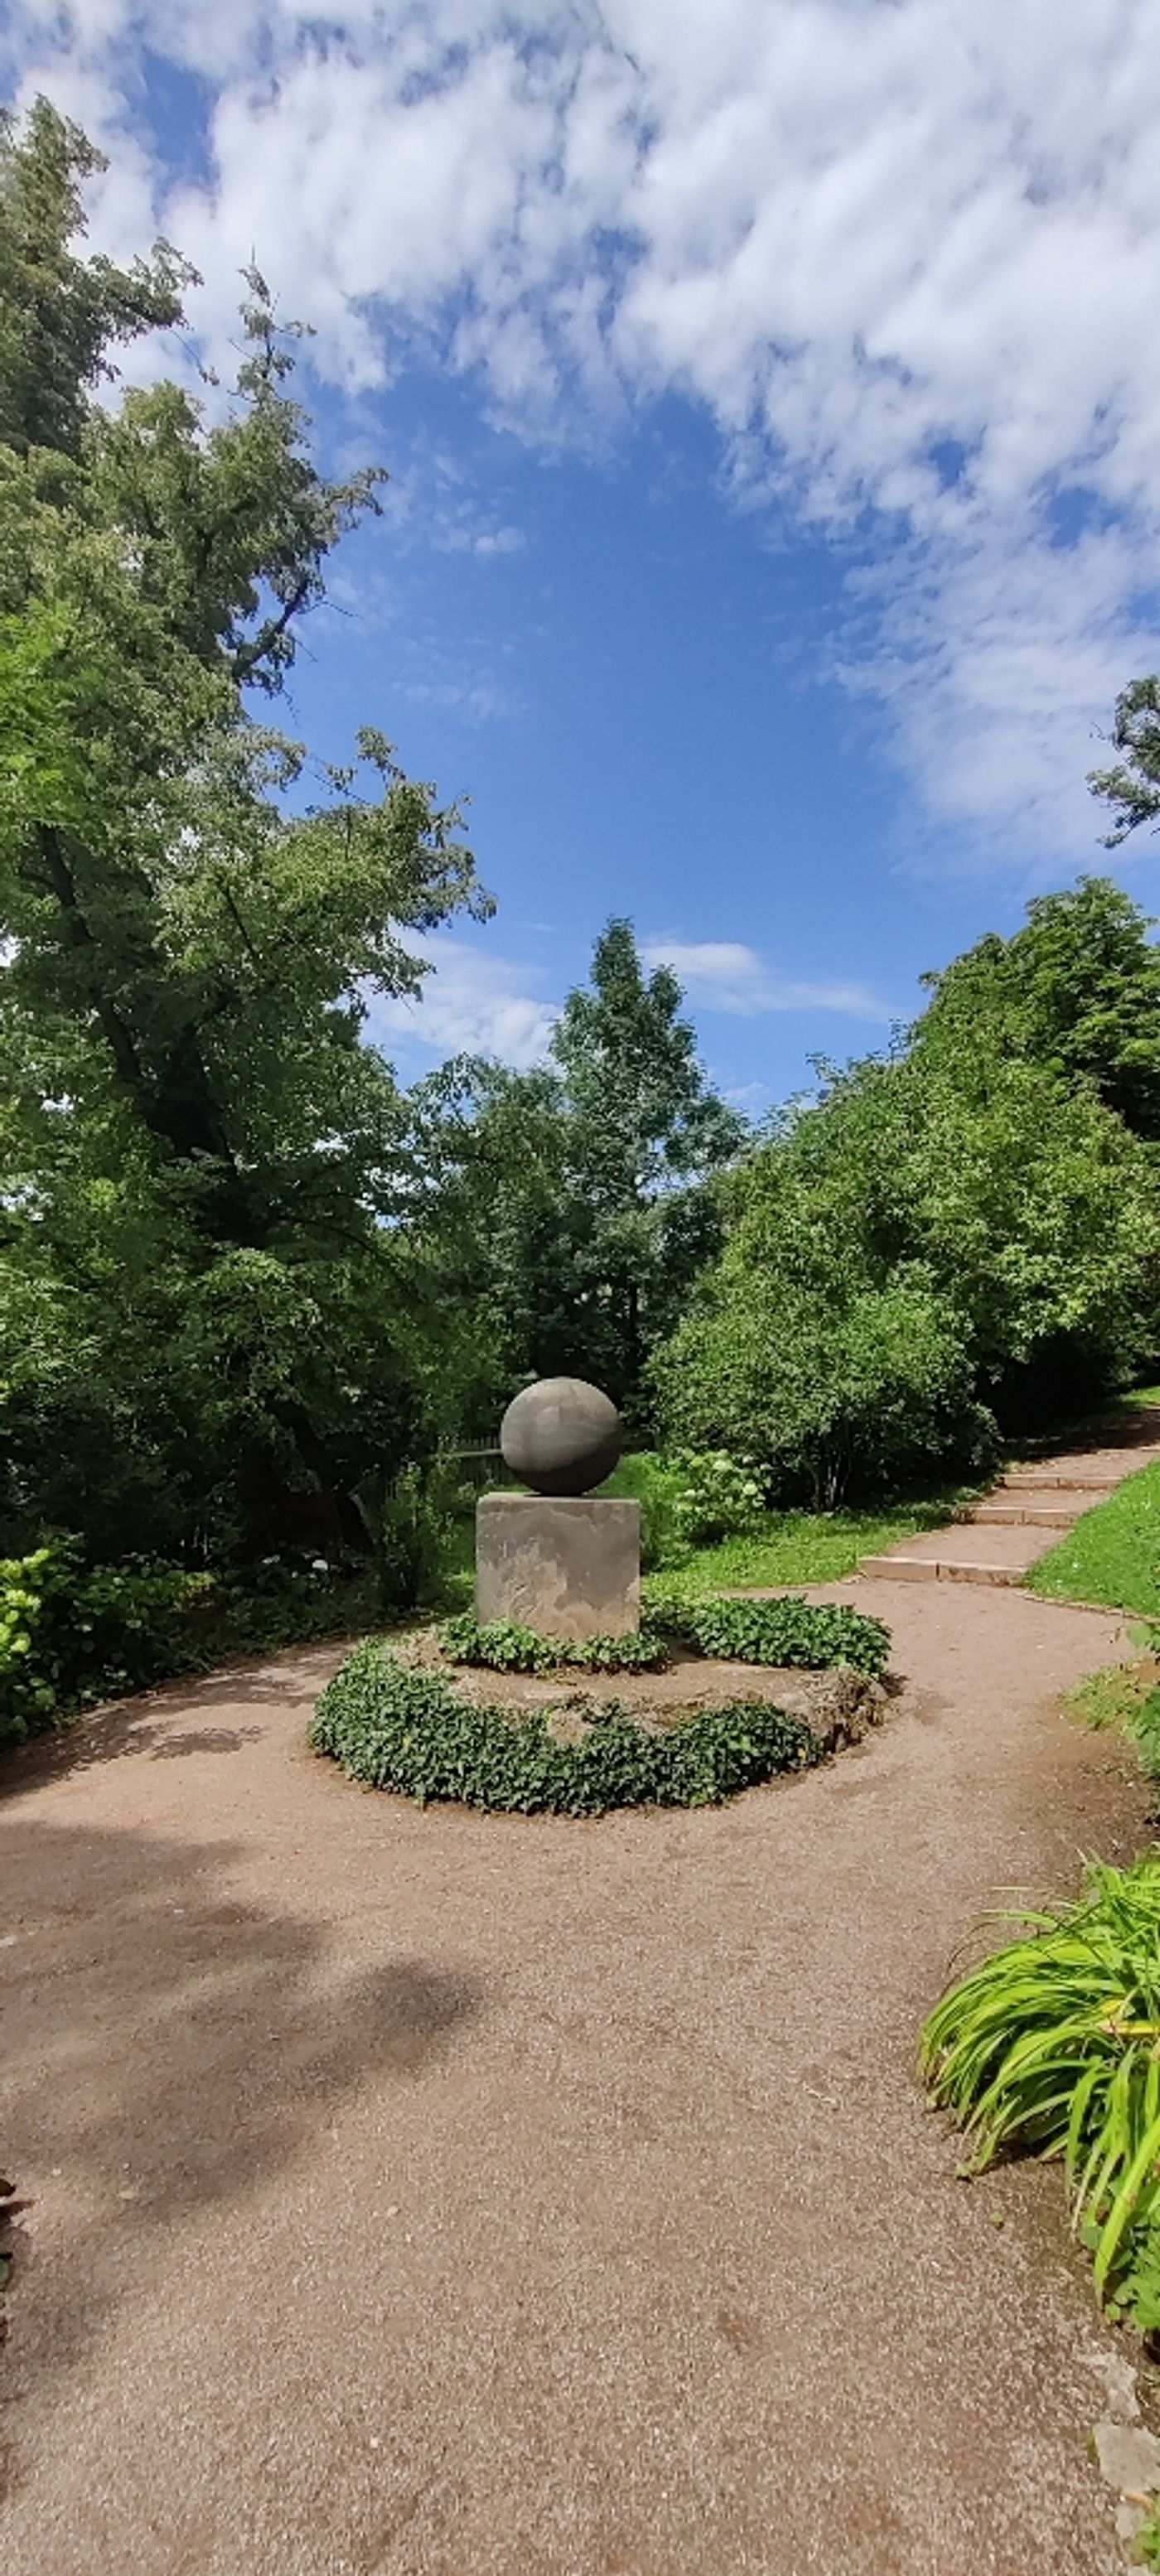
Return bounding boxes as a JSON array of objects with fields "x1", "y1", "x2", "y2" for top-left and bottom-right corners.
[
  {"x1": 655, "y1": 885, "x2": 1160, "y2": 1505},
  {"x1": 915, "y1": 876, "x2": 1160, "y2": 1142},
  {"x1": 410, "y1": 921, "x2": 747, "y2": 1428},
  {"x1": 0, "y1": 100, "x2": 486, "y2": 1561},
  {"x1": 1090, "y1": 677, "x2": 1160, "y2": 848}
]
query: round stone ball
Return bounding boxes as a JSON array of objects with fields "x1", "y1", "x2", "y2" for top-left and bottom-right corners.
[{"x1": 500, "y1": 1377, "x2": 624, "y2": 1497}]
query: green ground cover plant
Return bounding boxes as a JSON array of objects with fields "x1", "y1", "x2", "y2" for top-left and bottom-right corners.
[
  {"x1": 640, "y1": 1582, "x2": 891, "y2": 1677},
  {"x1": 1066, "y1": 1647, "x2": 1160, "y2": 1792},
  {"x1": 1027, "y1": 1459, "x2": 1160, "y2": 1616},
  {"x1": 308, "y1": 1640, "x2": 820, "y2": 1814},
  {"x1": 651, "y1": 1493, "x2": 980, "y2": 1589},
  {"x1": 441, "y1": 1594, "x2": 891, "y2": 1680},
  {"x1": 920, "y1": 1854, "x2": 1160, "y2": 2332},
  {"x1": 1133, "y1": 2501, "x2": 1160, "y2": 2567},
  {"x1": 438, "y1": 1616, "x2": 667, "y2": 1674}
]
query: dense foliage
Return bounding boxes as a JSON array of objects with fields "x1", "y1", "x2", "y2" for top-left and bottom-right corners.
[
  {"x1": 921, "y1": 1854, "x2": 1160, "y2": 2332},
  {"x1": 438, "y1": 1615, "x2": 668, "y2": 1672},
  {"x1": 0, "y1": 101, "x2": 483, "y2": 1573},
  {"x1": 655, "y1": 938, "x2": 1160, "y2": 1502},
  {"x1": 0, "y1": 1536, "x2": 375, "y2": 1749},
  {"x1": 406, "y1": 919, "x2": 746, "y2": 1429},
  {"x1": 309, "y1": 1638, "x2": 819, "y2": 1813},
  {"x1": 916, "y1": 877, "x2": 1160, "y2": 1144}
]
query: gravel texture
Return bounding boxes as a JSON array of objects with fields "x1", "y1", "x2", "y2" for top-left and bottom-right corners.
[{"x1": 1, "y1": 1580, "x2": 1156, "y2": 2575}]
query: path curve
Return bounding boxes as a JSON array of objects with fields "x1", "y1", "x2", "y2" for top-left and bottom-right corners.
[{"x1": 1, "y1": 1582, "x2": 1155, "y2": 2575}]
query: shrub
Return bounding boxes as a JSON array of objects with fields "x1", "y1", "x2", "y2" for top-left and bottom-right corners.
[
  {"x1": 654, "y1": 1045, "x2": 1158, "y2": 1504},
  {"x1": 438, "y1": 1615, "x2": 667, "y2": 1673},
  {"x1": 309, "y1": 1640, "x2": 819, "y2": 1813},
  {"x1": 379, "y1": 1463, "x2": 457, "y2": 1611},
  {"x1": 0, "y1": 1542, "x2": 214, "y2": 1747},
  {"x1": 0, "y1": 1540, "x2": 381, "y2": 1751},
  {"x1": 920, "y1": 1853, "x2": 1160, "y2": 2330},
  {"x1": 596, "y1": 1451, "x2": 687, "y2": 1570},
  {"x1": 656, "y1": 1267, "x2": 991, "y2": 1512},
  {"x1": 640, "y1": 1580, "x2": 891, "y2": 1677},
  {"x1": 671, "y1": 1450, "x2": 764, "y2": 1546}
]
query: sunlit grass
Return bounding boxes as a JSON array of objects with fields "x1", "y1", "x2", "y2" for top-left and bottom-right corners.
[
  {"x1": 444, "y1": 1450, "x2": 982, "y2": 1600},
  {"x1": 650, "y1": 1495, "x2": 974, "y2": 1589},
  {"x1": 1027, "y1": 1459, "x2": 1160, "y2": 1616}
]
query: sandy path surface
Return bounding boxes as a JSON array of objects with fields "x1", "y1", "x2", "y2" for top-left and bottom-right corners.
[{"x1": 1, "y1": 1583, "x2": 1155, "y2": 2575}]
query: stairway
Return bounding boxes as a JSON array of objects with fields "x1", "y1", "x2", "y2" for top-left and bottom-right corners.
[{"x1": 858, "y1": 1436, "x2": 1158, "y2": 1589}]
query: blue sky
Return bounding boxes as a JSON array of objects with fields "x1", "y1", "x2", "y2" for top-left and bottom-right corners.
[{"x1": 7, "y1": 2, "x2": 1160, "y2": 1112}]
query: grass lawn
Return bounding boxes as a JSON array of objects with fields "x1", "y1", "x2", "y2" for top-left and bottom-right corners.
[
  {"x1": 662, "y1": 1496, "x2": 977, "y2": 1589},
  {"x1": 1027, "y1": 1457, "x2": 1160, "y2": 1616},
  {"x1": 438, "y1": 1452, "x2": 982, "y2": 1602}
]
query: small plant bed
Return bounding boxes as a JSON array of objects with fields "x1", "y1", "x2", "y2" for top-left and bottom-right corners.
[
  {"x1": 920, "y1": 1853, "x2": 1160, "y2": 2337},
  {"x1": 438, "y1": 1596, "x2": 890, "y2": 1681},
  {"x1": 437, "y1": 1615, "x2": 669, "y2": 1673},
  {"x1": 310, "y1": 1641, "x2": 830, "y2": 1814},
  {"x1": 311, "y1": 1589, "x2": 892, "y2": 1815},
  {"x1": 640, "y1": 1583, "x2": 891, "y2": 1677}
]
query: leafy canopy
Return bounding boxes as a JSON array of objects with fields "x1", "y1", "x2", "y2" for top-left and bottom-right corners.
[
  {"x1": 0, "y1": 99, "x2": 484, "y2": 1565},
  {"x1": 408, "y1": 918, "x2": 747, "y2": 1426},
  {"x1": 655, "y1": 891, "x2": 1160, "y2": 1503}
]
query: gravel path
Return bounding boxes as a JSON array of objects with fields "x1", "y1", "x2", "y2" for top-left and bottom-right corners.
[{"x1": 2, "y1": 1582, "x2": 1156, "y2": 2575}]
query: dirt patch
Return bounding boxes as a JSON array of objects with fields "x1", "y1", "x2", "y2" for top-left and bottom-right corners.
[
  {"x1": 391, "y1": 1627, "x2": 887, "y2": 1753},
  {"x1": 1, "y1": 1582, "x2": 1155, "y2": 2575}
]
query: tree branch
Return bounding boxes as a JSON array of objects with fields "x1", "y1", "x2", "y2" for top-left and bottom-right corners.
[
  {"x1": 34, "y1": 824, "x2": 150, "y2": 1101},
  {"x1": 231, "y1": 576, "x2": 312, "y2": 683}
]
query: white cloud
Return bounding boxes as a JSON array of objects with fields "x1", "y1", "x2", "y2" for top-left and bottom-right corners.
[
  {"x1": 642, "y1": 938, "x2": 893, "y2": 1022},
  {"x1": 10, "y1": 1, "x2": 1160, "y2": 859},
  {"x1": 368, "y1": 934, "x2": 555, "y2": 1068},
  {"x1": 365, "y1": 927, "x2": 888, "y2": 1079}
]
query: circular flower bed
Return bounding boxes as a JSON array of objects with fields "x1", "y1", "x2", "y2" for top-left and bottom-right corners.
[
  {"x1": 309, "y1": 1643, "x2": 821, "y2": 1814},
  {"x1": 309, "y1": 1591, "x2": 892, "y2": 1816}
]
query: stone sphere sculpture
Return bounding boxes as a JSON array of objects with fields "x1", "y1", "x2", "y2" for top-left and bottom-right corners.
[{"x1": 500, "y1": 1377, "x2": 623, "y2": 1497}]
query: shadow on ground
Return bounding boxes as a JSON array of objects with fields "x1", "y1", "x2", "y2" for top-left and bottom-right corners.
[
  {"x1": 2, "y1": 1811, "x2": 486, "y2": 2471},
  {"x1": 0, "y1": 1644, "x2": 347, "y2": 1802}
]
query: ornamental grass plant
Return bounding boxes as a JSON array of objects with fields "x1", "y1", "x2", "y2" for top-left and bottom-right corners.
[{"x1": 920, "y1": 1853, "x2": 1160, "y2": 2328}]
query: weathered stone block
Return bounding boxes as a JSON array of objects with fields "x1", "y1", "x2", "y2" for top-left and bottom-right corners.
[{"x1": 475, "y1": 1494, "x2": 640, "y2": 1639}]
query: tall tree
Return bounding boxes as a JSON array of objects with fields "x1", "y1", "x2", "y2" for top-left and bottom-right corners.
[
  {"x1": 0, "y1": 101, "x2": 486, "y2": 1559},
  {"x1": 550, "y1": 919, "x2": 747, "y2": 1403},
  {"x1": 1090, "y1": 678, "x2": 1160, "y2": 847},
  {"x1": 913, "y1": 877, "x2": 1160, "y2": 1142},
  {"x1": 410, "y1": 922, "x2": 747, "y2": 1425}
]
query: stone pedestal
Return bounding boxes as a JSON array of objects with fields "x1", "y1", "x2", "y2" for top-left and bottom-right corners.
[{"x1": 476, "y1": 1494, "x2": 640, "y2": 1639}]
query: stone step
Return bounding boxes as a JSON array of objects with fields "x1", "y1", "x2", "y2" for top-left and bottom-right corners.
[
  {"x1": 959, "y1": 1493, "x2": 1095, "y2": 1528},
  {"x1": 859, "y1": 1553, "x2": 1025, "y2": 1587},
  {"x1": 858, "y1": 1518, "x2": 1050, "y2": 1586},
  {"x1": 998, "y1": 1467, "x2": 1119, "y2": 1492}
]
